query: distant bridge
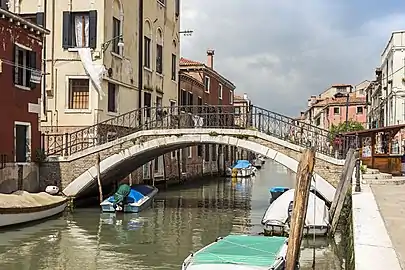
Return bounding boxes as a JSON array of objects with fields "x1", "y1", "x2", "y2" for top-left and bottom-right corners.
[{"x1": 40, "y1": 105, "x2": 346, "y2": 201}]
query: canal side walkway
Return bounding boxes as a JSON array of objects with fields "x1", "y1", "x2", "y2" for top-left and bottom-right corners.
[{"x1": 352, "y1": 179, "x2": 403, "y2": 270}]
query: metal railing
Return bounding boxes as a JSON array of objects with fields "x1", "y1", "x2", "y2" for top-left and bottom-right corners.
[{"x1": 41, "y1": 104, "x2": 348, "y2": 158}]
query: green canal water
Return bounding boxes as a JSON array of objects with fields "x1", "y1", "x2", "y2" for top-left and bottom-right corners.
[{"x1": 0, "y1": 161, "x2": 346, "y2": 269}]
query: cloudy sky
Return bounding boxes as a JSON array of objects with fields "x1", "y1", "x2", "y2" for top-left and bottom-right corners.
[{"x1": 180, "y1": 0, "x2": 405, "y2": 116}]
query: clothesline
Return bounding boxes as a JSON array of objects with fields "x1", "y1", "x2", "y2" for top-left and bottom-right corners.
[{"x1": 0, "y1": 58, "x2": 43, "y2": 74}]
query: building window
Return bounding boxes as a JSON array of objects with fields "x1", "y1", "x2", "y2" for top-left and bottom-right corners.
[
  {"x1": 315, "y1": 117, "x2": 320, "y2": 126},
  {"x1": 204, "y1": 76, "x2": 210, "y2": 93},
  {"x1": 204, "y1": 144, "x2": 210, "y2": 162},
  {"x1": 171, "y1": 150, "x2": 176, "y2": 159},
  {"x1": 357, "y1": 106, "x2": 363, "y2": 114},
  {"x1": 144, "y1": 92, "x2": 151, "y2": 117},
  {"x1": 62, "y1": 11, "x2": 97, "y2": 49},
  {"x1": 154, "y1": 157, "x2": 159, "y2": 173},
  {"x1": 188, "y1": 147, "x2": 192, "y2": 158},
  {"x1": 171, "y1": 54, "x2": 177, "y2": 81},
  {"x1": 197, "y1": 145, "x2": 203, "y2": 157},
  {"x1": 211, "y1": 145, "x2": 217, "y2": 161},
  {"x1": 108, "y1": 83, "x2": 118, "y2": 112},
  {"x1": 156, "y1": 44, "x2": 163, "y2": 74},
  {"x1": 68, "y1": 79, "x2": 89, "y2": 109},
  {"x1": 144, "y1": 37, "x2": 151, "y2": 68},
  {"x1": 0, "y1": 0, "x2": 9, "y2": 10},
  {"x1": 235, "y1": 107, "x2": 240, "y2": 115},
  {"x1": 219, "y1": 84, "x2": 223, "y2": 100},
  {"x1": 333, "y1": 107, "x2": 340, "y2": 115},
  {"x1": 15, "y1": 122, "x2": 31, "y2": 163},
  {"x1": 14, "y1": 45, "x2": 36, "y2": 88},
  {"x1": 230, "y1": 90, "x2": 233, "y2": 104},
  {"x1": 157, "y1": 0, "x2": 165, "y2": 5},
  {"x1": 112, "y1": 17, "x2": 121, "y2": 54},
  {"x1": 180, "y1": 89, "x2": 187, "y2": 106}
]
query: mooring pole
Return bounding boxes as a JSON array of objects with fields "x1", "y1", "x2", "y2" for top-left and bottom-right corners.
[
  {"x1": 96, "y1": 153, "x2": 103, "y2": 204},
  {"x1": 285, "y1": 147, "x2": 316, "y2": 270}
]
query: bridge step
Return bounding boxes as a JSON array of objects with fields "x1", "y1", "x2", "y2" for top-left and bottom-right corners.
[
  {"x1": 368, "y1": 177, "x2": 405, "y2": 185},
  {"x1": 362, "y1": 172, "x2": 393, "y2": 180},
  {"x1": 365, "y1": 168, "x2": 381, "y2": 175}
]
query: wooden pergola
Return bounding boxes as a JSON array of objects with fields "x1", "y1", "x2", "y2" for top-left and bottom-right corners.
[{"x1": 343, "y1": 124, "x2": 405, "y2": 175}]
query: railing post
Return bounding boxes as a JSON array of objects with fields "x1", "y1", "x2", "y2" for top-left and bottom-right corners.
[
  {"x1": 64, "y1": 133, "x2": 69, "y2": 156},
  {"x1": 258, "y1": 112, "x2": 262, "y2": 131},
  {"x1": 355, "y1": 133, "x2": 361, "y2": 192}
]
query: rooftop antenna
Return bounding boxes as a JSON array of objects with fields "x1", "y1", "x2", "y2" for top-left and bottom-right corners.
[{"x1": 180, "y1": 30, "x2": 193, "y2": 36}]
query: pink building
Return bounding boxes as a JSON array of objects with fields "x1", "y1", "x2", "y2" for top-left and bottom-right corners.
[{"x1": 299, "y1": 84, "x2": 368, "y2": 130}]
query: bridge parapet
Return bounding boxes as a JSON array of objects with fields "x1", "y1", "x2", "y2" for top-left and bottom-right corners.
[{"x1": 42, "y1": 105, "x2": 348, "y2": 159}]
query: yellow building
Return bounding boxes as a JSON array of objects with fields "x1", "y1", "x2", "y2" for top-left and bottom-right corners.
[{"x1": 10, "y1": 0, "x2": 180, "y2": 133}]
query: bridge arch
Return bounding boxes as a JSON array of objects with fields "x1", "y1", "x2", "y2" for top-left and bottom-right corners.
[{"x1": 63, "y1": 133, "x2": 336, "y2": 204}]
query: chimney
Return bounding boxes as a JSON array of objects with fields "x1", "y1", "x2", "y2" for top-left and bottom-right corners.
[
  {"x1": 300, "y1": 111, "x2": 304, "y2": 116},
  {"x1": 207, "y1": 49, "x2": 215, "y2": 68}
]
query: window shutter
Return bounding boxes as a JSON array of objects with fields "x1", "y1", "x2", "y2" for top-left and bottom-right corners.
[
  {"x1": 62, "y1": 11, "x2": 71, "y2": 49},
  {"x1": 175, "y1": 0, "x2": 180, "y2": 17},
  {"x1": 0, "y1": 0, "x2": 8, "y2": 10},
  {"x1": 36, "y1": 12, "x2": 44, "y2": 26},
  {"x1": 89, "y1": 10, "x2": 97, "y2": 49},
  {"x1": 29, "y1": 51, "x2": 37, "y2": 89}
]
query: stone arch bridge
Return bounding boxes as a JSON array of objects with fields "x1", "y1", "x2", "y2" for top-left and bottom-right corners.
[{"x1": 41, "y1": 105, "x2": 346, "y2": 203}]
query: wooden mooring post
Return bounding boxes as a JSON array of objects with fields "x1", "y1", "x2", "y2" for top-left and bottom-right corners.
[
  {"x1": 285, "y1": 148, "x2": 315, "y2": 270},
  {"x1": 96, "y1": 153, "x2": 103, "y2": 204},
  {"x1": 329, "y1": 148, "x2": 356, "y2": 236}
]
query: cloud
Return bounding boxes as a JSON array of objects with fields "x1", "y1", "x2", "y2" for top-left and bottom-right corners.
[{"x1": 180, "y1": 0, "x2": 405, "y2": 116}]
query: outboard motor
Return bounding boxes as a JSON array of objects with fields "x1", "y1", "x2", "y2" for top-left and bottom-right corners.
[
  {"x1": 286, "y1": 200, "x2": 294, "y2": 224},
  {"x1": 269, "y1": 187, "x2": 290, "y2": 204}
]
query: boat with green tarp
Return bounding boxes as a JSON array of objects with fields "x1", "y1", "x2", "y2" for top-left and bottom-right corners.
[{"x1": 182, "y1": 234, "x2": 292, "y2": 270}]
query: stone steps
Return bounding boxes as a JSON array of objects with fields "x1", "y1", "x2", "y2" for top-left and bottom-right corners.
[
  {"x1": 363, "y1": 172, "x2": 393, "y2": 180},
  {"x1": 369, "y1": 178, "x2": 405, "y2": 185}
]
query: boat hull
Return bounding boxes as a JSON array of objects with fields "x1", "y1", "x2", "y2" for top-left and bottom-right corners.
[
  {"x1": 0, "y1": 201, "x2": 67, "y2": 228},
  {"x1": 263, "y1": 224, "x2": 329, "y2": 237},
  {"x1": 101, "y1": 187, "x2": 158, "y2": 213}
]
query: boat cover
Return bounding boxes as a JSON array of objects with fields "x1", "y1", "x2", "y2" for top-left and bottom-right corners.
[
  {"x1": 261, "y1": 189, "x2": 329, "y2": 227},
  {"x1": 108, "y1": 185, "x2": 155, "y2": 204},
  {"x1": 188, "y1": 235, "x2": 286, "y2": 267},
  {"x1": 270, "y1": 187, "x2": 290, "y2": 193},
  {"x1": 232, "y1": 160, "x2": 251, "y2": 169}
]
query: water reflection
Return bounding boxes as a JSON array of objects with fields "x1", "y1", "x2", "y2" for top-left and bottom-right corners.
[{"x1": 0, "y1": 160, "x2": 344, "y2": 270}]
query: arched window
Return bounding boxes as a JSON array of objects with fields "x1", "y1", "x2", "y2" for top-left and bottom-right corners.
[
  {"x1": 156, "y1": 28, "x2": 163, "y2": 74},
  {"x1": 144, "y1": 20, "x2": 152, "y2": 69}
]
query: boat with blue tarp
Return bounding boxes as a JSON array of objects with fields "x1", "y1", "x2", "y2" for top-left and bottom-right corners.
[
  {"x1": 269, "y1": 187, "x2": 290, "y2": 204},
  {"x1": 226, "y1": 160, "x2": 256, "y2": 178},
  {"x1": 100, "y1": 184, "x2": 158, "y2": 213}
]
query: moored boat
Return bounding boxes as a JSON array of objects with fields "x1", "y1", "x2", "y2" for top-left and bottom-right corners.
[
  {"x1": 251, "y1": 158, "x2": 263, "y2": 169},
  {"x1": 100, "y1": 184, "x2": 158, "y2": 213},
  {"x1": 182, "y1": 234, "x2": 293, "y2": 270},
  {"x1": 225, "y1": 160, "x2": 255, "y2": 178},
  {"x1": 261, "y1": 189, "x2": 329, "y2": 236},
  {"x1": 0, "y1": 191, "x2": 67, "y2": 228},
  {"x1": 269, "y1": 187, "x2": 290, "y2": 204}
]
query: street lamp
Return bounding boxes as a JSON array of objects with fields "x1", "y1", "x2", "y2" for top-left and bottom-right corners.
[{"x1": 101, "y1": 35, "x2": 124, "y2": 52}]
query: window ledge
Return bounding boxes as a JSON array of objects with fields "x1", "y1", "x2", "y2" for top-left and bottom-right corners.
[
  {"x1": 15, "y1": 85, "x2": 31, "y2": 91},
  {"x1": 111, "y1": 52, "x2": 124, "y2": 59},
  {"x1": 144, "y1": 67, "x2": 152, "y2": 72},
  {"x1": 156, "y1": 73, "x2": 164, "y2": 78},
  {"x1": 64, "y1": 109, "x2": 92, "y2": 114},
  {"x1": 107, "y1": 111, "x2": 119, "y2": 117},
  {"x1": 171, "y1": 79, "x2": 177, "y2": 83},
  {"x1": 67, "y1": 48, "x2": 94, "y2": 52}
]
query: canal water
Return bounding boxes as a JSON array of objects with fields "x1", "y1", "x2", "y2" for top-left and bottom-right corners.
[{"x1": 0, "y1": 160, "x2": 346, "y2": 270}]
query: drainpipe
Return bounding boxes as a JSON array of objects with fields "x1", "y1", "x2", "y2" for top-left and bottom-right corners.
[
  {"x1": 51, "y1": 0, "x2": 56, "y2": 128},
  {"x1": 41, "y1": 0, "x2": 48, "y2": 122},
  {"x1": 138, "y1": 0, "x2": 143, "y2": 125}
]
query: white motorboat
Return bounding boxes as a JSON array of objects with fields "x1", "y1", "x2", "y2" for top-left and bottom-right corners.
[{"x1": 261, "y1": 189, "x2": 329, "y2": 236}]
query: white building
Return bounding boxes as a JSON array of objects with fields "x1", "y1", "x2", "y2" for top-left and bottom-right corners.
[{"x1": 380, "y1": 31, "x2": 405, "y2": 126}]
